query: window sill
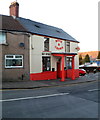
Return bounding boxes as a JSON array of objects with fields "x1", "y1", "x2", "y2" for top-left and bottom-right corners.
[
  {"x1": 0, "y1": 43, "x2": 9, "y2": 46},
  {"x1": 5, "y1": 67, "x2": 23, "y2": 69}
]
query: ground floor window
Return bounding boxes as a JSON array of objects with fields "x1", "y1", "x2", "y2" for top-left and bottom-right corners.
[
  {"x1": 42, "y1": 57, "x2": 51, "y2": 71},
  {"x1": 5, "y1": 55, "x2": 23, "y2": 68},
  {"x1": 66, "y1": 57, "x2": 72, "y2": 69}
]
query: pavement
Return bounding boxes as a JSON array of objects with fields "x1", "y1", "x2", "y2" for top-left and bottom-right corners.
[{"x1": 1, "y1": 72, "x2": 99, "y2": 90}]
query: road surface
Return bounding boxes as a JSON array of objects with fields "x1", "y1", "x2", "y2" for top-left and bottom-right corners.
[{"x1": 1, "y1": 80, "x2": 99, "y2": 118}]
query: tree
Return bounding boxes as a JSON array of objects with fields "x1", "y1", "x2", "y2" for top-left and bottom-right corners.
[
  {"x1": 97, "y1": 51, "x2": 100, "y2": 59},
  {"x1": 84, "y1": 54, "x2": 90, "y2": 63},
  {"x1": 79, "y1": 54, "x2": 83, "y2": 65}
]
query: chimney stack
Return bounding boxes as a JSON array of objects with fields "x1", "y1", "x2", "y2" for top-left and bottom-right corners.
[{"x1": 9, "y1": 1, "x2": 19, "y2": 17}]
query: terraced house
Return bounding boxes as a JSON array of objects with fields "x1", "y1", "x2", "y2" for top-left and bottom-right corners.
[{"x1": 0, "y1": 1, "x2": 80, "y2": 82}]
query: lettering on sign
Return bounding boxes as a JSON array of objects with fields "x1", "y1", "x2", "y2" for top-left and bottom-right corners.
[
  {"x1": 55, "y1": 40, "x2": 64, "y2": 50},
  {"x1": 42, "y1": 52, "x2": 51, "y2": 56}
]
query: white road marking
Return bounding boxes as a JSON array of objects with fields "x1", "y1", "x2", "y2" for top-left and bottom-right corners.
[
  {"x1": 0, "y1": 93, "x2": 69, "y2": 102},
  {"x1": 88, "y1": 89, "x2": 98, "y2": 92}
]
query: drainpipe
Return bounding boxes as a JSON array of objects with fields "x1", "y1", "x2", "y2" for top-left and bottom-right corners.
[{"x1": 65, "y1": 40, "x2": 67, "y2": 69}]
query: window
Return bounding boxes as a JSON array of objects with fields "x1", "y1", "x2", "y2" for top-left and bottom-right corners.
[
  {"x1": 0, "y1": 32, "x2": 6, "y2": 44},
  {"x1": 44, "y1": 37, "x2": 49, "y2": 51},
  {"x1": 66, "y1": 42, "x2": 70, "y2": 52},
  {"x1": 42, "y1": 57, "x2": 51, "y2": 71},
  {"x1": 5, "y1": 55, "x2": 23, "y2": 68},
  {"x1": 66, "y1": 57, "x2": 72, "y2": 69}
]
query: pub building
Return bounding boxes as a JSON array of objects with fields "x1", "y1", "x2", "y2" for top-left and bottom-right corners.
[{"x1": 29, "y1": 35, "x2": 80, "y2": 81}]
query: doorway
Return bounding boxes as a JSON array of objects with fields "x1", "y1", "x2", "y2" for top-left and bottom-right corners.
[{"x1": 57, "y1": 60, "x2": 61, "y2": 78}]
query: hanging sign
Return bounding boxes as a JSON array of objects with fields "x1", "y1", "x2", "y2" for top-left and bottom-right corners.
[
  {"x1": 75, "y1": 46, "x2": 80, "y2": 51},
  {"x1": 55, "y1": 40, "x2": 64, "y2": 50}
]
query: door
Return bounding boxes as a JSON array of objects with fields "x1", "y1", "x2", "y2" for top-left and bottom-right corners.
[{"x1": 57, "y1": 61, "x2": 61, "y2": 78}]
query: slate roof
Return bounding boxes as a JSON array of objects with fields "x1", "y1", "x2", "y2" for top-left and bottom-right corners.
[
  {"x1": 0, "y1": 15, "x2": 26, "y2": 32},
  {"x1": 17, "y1": 17, "x2": 79, "y2": 43},
  {"x1": 0, "y1": 14, "x2": 79, "y2": 43}
]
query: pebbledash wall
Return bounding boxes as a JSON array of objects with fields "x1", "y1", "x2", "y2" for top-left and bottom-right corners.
[
  {"x1": 1, "y1": 32, "x2": 30, "y2": 81},
  {"x1": 30, "y1": 34, "x2": 79, "y2": 81}
]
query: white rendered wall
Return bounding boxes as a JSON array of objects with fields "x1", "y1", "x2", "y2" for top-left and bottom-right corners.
[
  {"x1": 74, "y1": 55, "x2": 79, "y2": 69},
  {"x1": 51, "y1": 56, "x2": 57, "y2": 71},
  {"x1": 30, "y1": 34, "x2": 79, "y2": 73},
  {"x1": 70, "y1": 42, "x2": 78, "y2": 53},
  {"x1": 49, "y1": 38, "x2": 65, "y2": 52},
  {"x1": 30, "y1": 35, "x2": 44, "y2": 73},
  {"x1": 70, "y1": 42, "x2": 79, "y2": 69}
]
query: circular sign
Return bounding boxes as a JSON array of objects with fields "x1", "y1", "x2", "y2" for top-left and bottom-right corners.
[{"x1": 55, "y1": 40, "x2": 64, "y2": 50}]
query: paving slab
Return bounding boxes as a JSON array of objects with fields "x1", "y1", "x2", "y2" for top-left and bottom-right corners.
[{"x1": 1, "y1": 73, "x2": 99, "y2": 89}]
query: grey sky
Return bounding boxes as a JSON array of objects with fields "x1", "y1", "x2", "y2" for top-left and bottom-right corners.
[{"x1": 0, "y1": 0, "x2": 98, "y2": 52}]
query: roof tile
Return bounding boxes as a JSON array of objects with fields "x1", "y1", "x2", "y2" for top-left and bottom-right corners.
[{"x1": 0, "y1": 15, "x2": 26, "y2": 32}]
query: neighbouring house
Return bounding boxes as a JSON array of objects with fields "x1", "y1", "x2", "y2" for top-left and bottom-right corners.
[
  {"x1": 0, "y1": 1, "x2": 80, "y2": 82},
  {"x1": 0, "y1": 15, "x2": 30, "y2": 81}
]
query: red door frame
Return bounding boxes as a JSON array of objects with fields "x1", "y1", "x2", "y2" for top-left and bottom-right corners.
[{"x1": 52, "y1": 53, "x2": 76, "y2": 81}]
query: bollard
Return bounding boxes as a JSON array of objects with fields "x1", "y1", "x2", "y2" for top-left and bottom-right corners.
[{"x1": 93, "y1": 69, "x2": 96, "y2": 74}]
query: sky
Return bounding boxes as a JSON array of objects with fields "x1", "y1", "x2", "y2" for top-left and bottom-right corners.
[{"x1": 0, "y1": 0, "x2": 98, "y2": 52}]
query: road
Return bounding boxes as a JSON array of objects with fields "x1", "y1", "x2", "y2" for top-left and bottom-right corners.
[{"x1": 1, "y1": 80, "x2": 99, "y2": 118}]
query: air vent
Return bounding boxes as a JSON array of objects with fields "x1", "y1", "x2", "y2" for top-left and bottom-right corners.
[
  {"x1": 56, "y1": 30, "x2": 61, "y2": 33},
  {"x1": 34, "y1": 25, "x2": 40, "y2": 28},
  {"x1": 19, "y1": 43, "x2": 25, "y2": 47}
]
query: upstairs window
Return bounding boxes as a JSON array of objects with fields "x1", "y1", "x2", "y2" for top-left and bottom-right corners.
[
  {"x1": 66, "y1": 42, "x2": 70, "y2": 52},
  {"x1": 0, "y1": 32, "x2": 6, "y2": 44},
  {"x1": 5, "y1": 55, "x2": 23, "y2": 68},
  {"x1": 44, "y1": 37, "x2": 49, "y2": 51}
]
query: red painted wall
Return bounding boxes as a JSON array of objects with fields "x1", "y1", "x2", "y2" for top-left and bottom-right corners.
[
  {"x1": 30, "y1": 69, "x2": 79, "y2": 81},
  {"x1": 67, "y1": 69, "x2": 79, "y2": 78},
  {"x1": 30, "y1": 71, "x2": 57, "y2": 80},
  {"x1": 74, "y1": 69, "x2": 80, "y2": 78},
  {"x1": 57, "y1": 70, "x2": 67, "y2": 78}
]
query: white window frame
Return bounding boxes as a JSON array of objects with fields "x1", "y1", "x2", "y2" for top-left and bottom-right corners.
[
  {"x1": 5, "y1": 55, "x2": 23, "y2": 68},
  {"x1": 44, "y1": 37, "x2": 49, "y2": 51}
]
